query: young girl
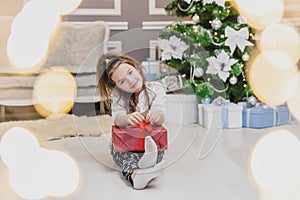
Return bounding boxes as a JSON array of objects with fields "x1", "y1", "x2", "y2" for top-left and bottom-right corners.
[{"x1": 96, "y1": 52, "x2": 166, "y2": 189}]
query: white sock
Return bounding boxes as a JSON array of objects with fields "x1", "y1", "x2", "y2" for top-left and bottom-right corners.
[
  {"x1": 133, "y1": 160, "x2": 166, "y2": 190},
  {"x1": 132, "y1": 168, "x2": 159, "y2": 190},
  {"x1": 133, "y1": 159, "x2": 166, "y2": 190},
  {"x1": 138, "y1": 136, "x2": 158, "y2": 169}
]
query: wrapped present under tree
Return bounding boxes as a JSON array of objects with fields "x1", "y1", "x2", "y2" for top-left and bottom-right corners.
[
  {"x1": 238, "y1": 103, "x2": 294, "y2": 129},
  {"x1": 198, "y1": 96, "x2": 243, "y2": 128}
]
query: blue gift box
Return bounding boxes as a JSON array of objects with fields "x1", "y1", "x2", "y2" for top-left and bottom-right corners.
[{"x1": 241, "y1": 104, "x2": 293, "y2": 128}]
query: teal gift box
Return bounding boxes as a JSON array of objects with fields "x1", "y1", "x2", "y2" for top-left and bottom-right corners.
[
  {"x1": 240, "y1": 103, "x2": 293, "y2": 128},
  {"x1": 198, "y1": 103, "x2": 243, "y2": 129}
]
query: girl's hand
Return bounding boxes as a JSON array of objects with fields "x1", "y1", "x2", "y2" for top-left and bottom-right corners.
[
  {"x1": 127, "y1": 111, "x2": 144, "y2": 125},
  {"x1": 146, "y1": 110, "x2": 163, "y2": 125}
]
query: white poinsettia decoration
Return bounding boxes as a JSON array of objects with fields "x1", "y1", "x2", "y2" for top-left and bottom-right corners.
[
  {"x1": 203, "y1": 0, "x2": 225, "y2": 7},
  {"x1": 158, "y1": 35, "x2": 189, "y2": 61},
  {"x1": 224, "y1": 26, "x2": 254, "y2": 54},
  {"x1": 184, "y1": 0, "x2": 200, "y2": 3},
  {"x1": 206, "y1": 50, "x2": 238, "y2": 82}
]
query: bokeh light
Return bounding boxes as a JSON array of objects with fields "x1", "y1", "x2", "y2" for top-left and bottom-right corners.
[
  {"x1": 287, "y1": 72, "x2": 300, "y2": 121},
  {"x1": 6, "y1": 0, "x2": 59, "y2": 71},
  {"x1": 9, "y1": 163, "x2": 48, "y2": 200},
  {"x1": 7, "y1": 35, "x2": 49, "y2": 71},
  {"x1": 250, "y1": 129, "x2": 300, "y2": 189},
  {"x1": 10, "y1": 7, "x2": 61, "y2": 41},
  {"x1": 0, "y1": 16, "x2": 14, "y2": 67},
  {"x1": 248, "y1": 50, "x2": 299, "y2": 106},
  {"x1": 0, "y1": 127, "x2": 80, "y2": 199},
  {"x1": 260, "y1": 23, "x2": 300, "y2": 63},
  {"x1": 6, "y1": 0, "x2": 82, "y2": 71},
  {"x1": 33, "y1": 67, "x2": 77, "y2": 118},
  {"x1": 43, "y1": 150, "x2": 80, "y2": 196},
  {"x1": 235, "y1": 0, "x2": 284, "y2": 30},
  {"x1": 52, "y1": 0, "x2": 83, "y2": 15},
  {"x1": 0, "y1": 127, "x2": 39, "y2": 169}
]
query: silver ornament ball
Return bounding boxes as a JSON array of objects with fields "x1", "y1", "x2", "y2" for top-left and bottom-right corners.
[
  {"x1": 242, "y1": 53, "x2": 249, "y2": 61},
  {"x1": 237, "y1": 15, "x2": 246, "y2": 24},
  {"x1": 211, "y1": 19, "x2": 222, "y2": 30},
  {"x1": 192, "y1": 15, "x2": 200, "y2": 23},
  {"x1": 247, "y1": 96, "x2": 257, "y2": 106},
  {"x1": 229, "y1": 76, "x2": 237, "y2": 85}
]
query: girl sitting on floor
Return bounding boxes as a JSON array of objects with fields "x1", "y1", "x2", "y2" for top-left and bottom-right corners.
[{"x1": 96, "y1": 52, "x2": 166, "y2": 189}]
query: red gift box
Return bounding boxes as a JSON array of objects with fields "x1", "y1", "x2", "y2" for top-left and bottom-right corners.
[{"x1": 112, "y1": 121, "x2": 168, "y2": 152}]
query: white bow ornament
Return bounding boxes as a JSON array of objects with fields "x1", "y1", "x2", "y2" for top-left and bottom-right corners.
[{"x1": 224, "y1": 26, "x2": 254, "y2": 54}]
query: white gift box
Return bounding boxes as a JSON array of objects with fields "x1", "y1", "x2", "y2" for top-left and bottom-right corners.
[
  {"x1": 198, "y1": 103, "x2": 243, "y2": 129},
  {"x1": 166, "y1": 94, "x2": 198, "y2": 124}
]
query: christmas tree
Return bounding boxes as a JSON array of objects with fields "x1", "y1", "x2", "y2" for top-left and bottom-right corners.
[{"x1": 158, "y1": 0, "x2": 256, "y2": 103}]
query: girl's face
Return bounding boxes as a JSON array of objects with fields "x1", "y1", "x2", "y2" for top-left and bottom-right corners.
[{"x1": 111, "y1": 63, "x2": 143, "y2": 94}]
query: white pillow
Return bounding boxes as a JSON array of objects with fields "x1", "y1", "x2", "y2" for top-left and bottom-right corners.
[{"x1": 44, "y1": 21, "x2": 110, "y2": 74}]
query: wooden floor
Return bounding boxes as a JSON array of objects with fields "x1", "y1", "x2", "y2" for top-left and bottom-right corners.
[{"x1": 1, "y1": 121, "x2": 300, "y2": 200}]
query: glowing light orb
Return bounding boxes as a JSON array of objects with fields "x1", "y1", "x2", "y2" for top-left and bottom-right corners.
[
  {"x1": 6, "y1": 0, "x2": 59, "y2": 71},
  {"x1": 287, "y1": 72, "x2": 300, "y2": 121},
  {"x1": 0, "y1": 0, "x2": 24, "y2": 16},
  {"x1": 9, "y1": 164, "x2": 48, "y2": 200},
  {"x1": 10, "y1": 8, "x2": 61, "y2": 41},
  {"x1": 1, "y1": 127, "x2": 80, "y2": 199},
  {"x1": 43, "y1": 150, "x2": 80, "y2": 196},
  {"x1": 10, "y1": 148, "x2": 80, "y2": 199},
  {"x1": 33, "y1": 67, "x2": 77, "y2": 118},
  {"x1": 250, "y1": 129, "x2": 300, "y2": 189},
  {"x1": 7, "y1": 35, "x2": 49, "y2": 71},
  {"x1": 260, "y1": 23, "x2": 300, "y2": 62},
  {"x1": 248, "y1": 50, "x2": 299, "y2": 106},
  {"x1": 235, "y1": 0, "x2": 284, "y2": 30},
  {"x1": 52, "y1": 0, "x2": 83, "y2": 15},
  {"x1": 0, "y1": 16, "x2": 14, "y2": 67},
  {"x1": 0, "y1": 127, "x2": 39, "y2": 169},
  {"x1": 6, "y1": 0, "x2": 82, "y2": 71}
]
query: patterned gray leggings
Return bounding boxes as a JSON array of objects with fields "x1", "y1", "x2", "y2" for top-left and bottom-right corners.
[{"x1": 110, "y1": 145, "x2": 165, "y2": 186}]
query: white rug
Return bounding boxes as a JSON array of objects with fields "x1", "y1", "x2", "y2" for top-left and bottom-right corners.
[{"x1": 0, "y1": 114, "x2": 113, "y2": 141}]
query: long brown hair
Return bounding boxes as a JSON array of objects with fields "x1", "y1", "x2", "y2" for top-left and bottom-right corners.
[{"x1": 96, "y1": 52, "x2": 151, "y2": 114}]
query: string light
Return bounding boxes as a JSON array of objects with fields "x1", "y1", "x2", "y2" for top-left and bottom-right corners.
[
  {"x1": 177, "y1": 0, "x2": 195, "y2": 12},
  {"x1": 193, "y1": 26, "x2": 198, "y2": 32}
]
